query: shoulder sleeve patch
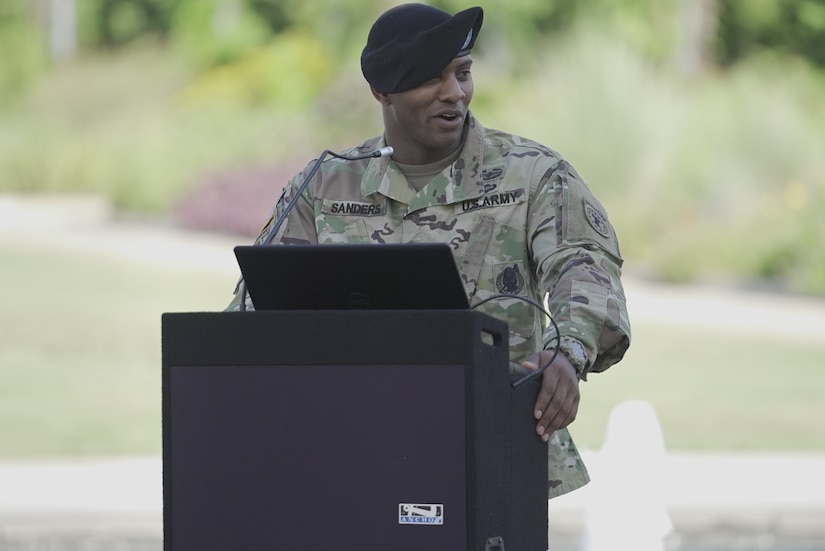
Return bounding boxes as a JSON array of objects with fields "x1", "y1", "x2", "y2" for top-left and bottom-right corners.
[
  {"x1": 555, "y1": 168, "x2": 622, "y2": 260},
  {"x1": 583, "y1": 200, "x2": 612, "y2": 238}
]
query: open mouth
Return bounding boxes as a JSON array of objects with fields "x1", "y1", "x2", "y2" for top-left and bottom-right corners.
[{"x1": 436, "y1": 111, "x2": 463, "y2": 123}]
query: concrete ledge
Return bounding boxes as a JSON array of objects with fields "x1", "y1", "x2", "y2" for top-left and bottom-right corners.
[{"x1": 2, "y1": 453, "x2": 824, "y2": 548}]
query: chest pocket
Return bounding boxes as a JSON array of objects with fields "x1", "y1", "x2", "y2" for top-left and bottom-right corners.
[
  {"x1": 460, "y1": 213, "x2": 541, "y2": 368},
  {"x1": 456, "y1": 187, "x2": 529, "y2": 300},
  {"x1": 458, "y1": 203, "x2": 538, "y2": 347}
]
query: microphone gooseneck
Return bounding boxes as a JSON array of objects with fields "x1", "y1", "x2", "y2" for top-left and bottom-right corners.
[
  {"x1": 238, "y1": 146, "x2": 393, "y2": 312},
  {"x1": 261, "y1": 146, "x2": 393, "y2": 246}
]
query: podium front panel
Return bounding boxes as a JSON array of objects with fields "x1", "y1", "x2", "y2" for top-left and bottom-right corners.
[
  {"x1": 169, "y1": 363, "x2": 467, "y2": 551},
  {"x1": 162, "y1": 310, "x2": 547, "y2": 551}
]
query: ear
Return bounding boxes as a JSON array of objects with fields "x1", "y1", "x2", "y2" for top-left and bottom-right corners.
[{"x1": 370, "y1": 85, "x2": 392, "y2": 106}]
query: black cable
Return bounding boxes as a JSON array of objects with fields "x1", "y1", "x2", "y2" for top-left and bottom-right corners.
[{"x1": 470, "y1": 294, "x2": 560, "y2": 389}]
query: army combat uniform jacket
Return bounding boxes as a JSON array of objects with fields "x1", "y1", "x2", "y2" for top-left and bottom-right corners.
[{"x1": 230, "y1": 114, "x2": 631, "y2": 498}]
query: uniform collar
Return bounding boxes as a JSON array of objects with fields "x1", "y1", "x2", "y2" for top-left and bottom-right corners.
[{"x1": 362, "y1": 113, "x2": 488, "y2": 204}]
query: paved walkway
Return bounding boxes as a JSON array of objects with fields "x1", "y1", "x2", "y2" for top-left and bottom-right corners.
[
  {"x1": 1, "y1": 452, "x2": 824, "y2": 549},
  {"x1": 1, "y1": 194, "x2": 824, "y2": 549}
]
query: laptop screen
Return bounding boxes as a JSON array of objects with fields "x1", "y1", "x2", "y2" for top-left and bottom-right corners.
[{"x1": 234, "y1": 242, "x2": 470, "y2": 310}]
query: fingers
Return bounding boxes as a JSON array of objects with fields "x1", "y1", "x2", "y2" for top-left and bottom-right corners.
[
  {"x1": 535, "y1": 385, "x2": 579, "y2": 441},
  {"x1": 527, "y1": 351, "x2": 580, "y2": 441},
  {"x1": 521, "y1": 351, "x2": 542, "y2": 372}
]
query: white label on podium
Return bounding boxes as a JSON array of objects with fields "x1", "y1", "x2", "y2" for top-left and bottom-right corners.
[{"x1": 398, "y1": 503, "x2": 444, "y2": 525}]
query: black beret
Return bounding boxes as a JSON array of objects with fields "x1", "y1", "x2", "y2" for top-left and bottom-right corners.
[{"x1": 361, "y1": 4, "x2": 484, "y2": 94}]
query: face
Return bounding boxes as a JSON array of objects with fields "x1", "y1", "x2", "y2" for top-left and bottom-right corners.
[{"x1": 374, "y1": 56, "x2": 474, "y2": 165}]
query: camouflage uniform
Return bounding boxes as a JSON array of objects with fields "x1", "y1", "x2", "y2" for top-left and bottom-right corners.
[{"x1": 229, "y1": 114, "x2": 631, "y2": 498}]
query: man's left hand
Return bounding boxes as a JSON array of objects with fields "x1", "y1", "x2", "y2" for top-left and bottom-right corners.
[{"x1": 522, "y1": 350, "x2": 580, "y2": 442}]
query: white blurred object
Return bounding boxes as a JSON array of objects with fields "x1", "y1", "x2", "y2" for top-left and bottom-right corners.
[
  {"x1": 0, "y1": 194, "x2": 111, "y2": 232},
  {"x1": 582, "y1": 400, "x2": 673, "y2": 551},
  {"x1": 48, "y1": 0, "x2": 77, "y2": 62}
]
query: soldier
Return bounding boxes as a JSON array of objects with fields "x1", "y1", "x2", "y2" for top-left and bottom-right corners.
[{"x1": 227, "y1": 3, "x2": 630, "y2": 499}]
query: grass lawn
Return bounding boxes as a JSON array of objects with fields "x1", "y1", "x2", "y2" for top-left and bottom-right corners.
[
  {"x1": 1, "y1": 243, "x2": 823, "y2": 457},
  {"x1": 575, "y1": 323, "x2": 825, "y2": 451},
  {"x1": 0, "y1": 245, "x2": 232, "y2": 457}
]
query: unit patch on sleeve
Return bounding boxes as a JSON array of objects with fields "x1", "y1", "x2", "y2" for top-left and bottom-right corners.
[{"x1": 583, "y1": 200, "x2": 611, "y2": 238}]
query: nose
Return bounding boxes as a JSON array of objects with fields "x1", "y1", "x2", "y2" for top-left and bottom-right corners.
[{"x1": 439, "y1": 74, "x2": 466, "y2": 103}]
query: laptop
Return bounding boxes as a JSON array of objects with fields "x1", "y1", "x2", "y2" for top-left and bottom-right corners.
[{"x1": 234, "y1": 242, "x2": 470, "y2": 310}]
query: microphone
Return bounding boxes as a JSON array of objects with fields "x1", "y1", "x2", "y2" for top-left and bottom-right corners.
[
  {"x1": 325, "y1": 146, "x2": 394, "y2": 160},
  {"x1": 238, "y1": 145, "x2": 394, "y2": 311},
  {"x1": 363, "y1": 146, "x2": 394, "y2": 159}
]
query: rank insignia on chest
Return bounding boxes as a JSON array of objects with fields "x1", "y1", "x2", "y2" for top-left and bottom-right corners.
[{"x1": 482, "y1": 167, "x2": 503, "y2": 180}]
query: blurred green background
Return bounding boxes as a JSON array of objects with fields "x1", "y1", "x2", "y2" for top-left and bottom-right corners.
[{"x1": 1, "y1": 0, "x2": 824, "y2": 458}]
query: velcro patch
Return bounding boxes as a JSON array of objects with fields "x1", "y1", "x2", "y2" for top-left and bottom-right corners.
[{"x1": 583, "y1": 200, "x2": 611, "y2": 238}]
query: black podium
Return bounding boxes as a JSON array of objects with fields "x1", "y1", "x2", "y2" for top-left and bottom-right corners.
[{"x1": 162, "y1": 310, "x2": 548, "y2": 551}]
